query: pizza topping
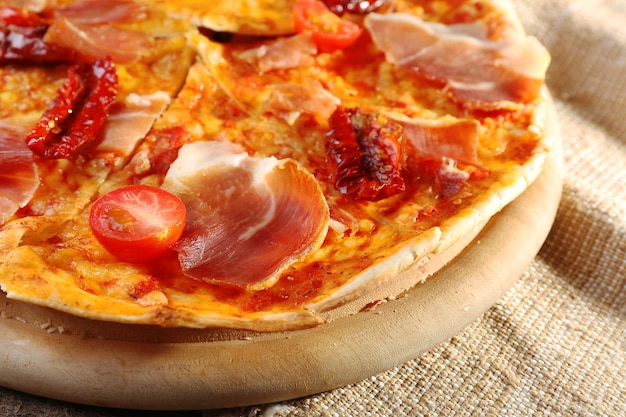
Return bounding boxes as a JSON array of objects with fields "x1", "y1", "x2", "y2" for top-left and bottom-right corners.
[
  {"x1": 89, "y1": 185, "x2": 187, "y2": 263},
  {"x1": 52, "y1": 0, "x2": 148, "y2": 24},
  {"x1": 96, "y1": 92, "x2": 171, "y2": 157},
  {"x1": 0, "y1": 123, "x2": 39, "y2": 226},
  {"x1": 141, "y1": 126, "x2": 191, "y2": 177},
  {"x1": 264, "y1": 81, "x2": 340, "y2": 124},
  {"x1": 432, "y1": 158, "x2": 471, "y2": 198},
  {"x1": 240, "y1": 32, "x2": 317, "y2": 73},
  {"x1": 43, "y1": 17, "x2": 152, "y2": 64},
  {"x1": 0, "y1": 6, "x2": 76, "y2": 64},
  {"x1": 292, "y1": 0, "x2": 363, "y2": 53},
  {"x1": 390, "y1": 114, "x2": 480, "y2": 166},
  {"x1": 5, "y1": 1, "x2": 48, "y2": 12},
  {"x1": 26, "y1": 56, "x2": 118, "y2": 159},
  {"x1": 327, "y1": 200, "x2": 359, "y2": 235},
  {"x1": 412, "y1": 157, "x2": 480, "y2": 200},
  {"x1": 326, "y1": 107, "x2": 406, "y2": 201},
  {"x1": 364, "y1": 12, "x2": 551, "y2": 109},
  {"x1": 162, "y1": 140, "x2": 330, "y2": 290},
  {"x1": 322, "y1": 0, "x2": 389, "y2": 15}
]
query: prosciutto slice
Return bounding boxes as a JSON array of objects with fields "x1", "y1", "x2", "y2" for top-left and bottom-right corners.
[
  {"x1": 264, "y1": 81, "x2": 340, "y2": 124},
  {"x1": 162, "y1": 141, "x2": 330, "y2": 290},
  {"x1": 389, "y1": 114, "x2": 480, "y2": 165},
  {"x1": 4, "y1": 0, "x2": 50, "y2": 12},
  {"x1": 43, "y1": 16, "x2": 151, "y2": 64},
  {"x1": 364, "y1": 13, "x2": 551, "y2": 109},
  {"x1": 0, "y1": 122, "x2": 39, "y2": 226},
  {"x1": 52, "y1": 0, "x2": 148, "y2": 24},
  {"x1": 96, "y1": 92, "x2": 170, "y2": 157},
  {"x1": 238, "y1": 33, "x2": 317, "y2": 73}
]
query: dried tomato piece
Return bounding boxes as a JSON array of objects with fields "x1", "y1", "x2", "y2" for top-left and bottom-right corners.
[
  {"x1": 326, "y1": 107, "x2": 406, "y2": 201},
  {"x1": 26, "y1": 57, "x2": 118, "y2": 159},
  {"x1": 0, "y1": 6, "x2": 76, "y2": 64},
  {"x1": 25, "y1": 64, "x2": 86, "y2": 156},
  {"x1": 322, "y1": 0, "x2": 389, "y2": 15}
]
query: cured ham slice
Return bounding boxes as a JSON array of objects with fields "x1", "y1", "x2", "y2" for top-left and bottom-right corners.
[
  {"x1": 96, "y1": 92, "x2": 170, "y2": 158},
  {"x1": 364, "y1": 13, "x2": 551, "y2": 109},
  {"x1": 389, "y1": 114, "x2": 480, "y2": 165},
  {"x1": 0, "y1": 122, "x2": 39, "y2": 226},
  {"x1": 52, "y1": 0, "x2": 148, "y2": 24},
  {"x1": 162, "y1": 141, "x2": 330, "y2": 290},
  {"x1": 4, "y1": 0, "x2": 49, "y2": 12},
  {"x1": 264, "y1": 81, "x2": 340, "y2": 124},
  {"x1": 43, "y1": 17, "x2": 151, "y2": 64},
  {"x1": 238, "y1": 33, "x2": 317, "y2": 73}
]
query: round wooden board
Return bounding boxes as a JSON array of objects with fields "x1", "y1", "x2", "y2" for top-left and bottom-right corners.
[{"x1": 0, "y1": 108, "x2": 563, "y2": 411}]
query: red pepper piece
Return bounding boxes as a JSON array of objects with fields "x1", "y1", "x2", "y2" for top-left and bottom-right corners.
[
  {"x1": 0, "y1": 6, "x2": 76, "y2": 64},
  {"x1": 326, "y1": 107, "x2": 406, "y2": 201},
  {"x1": 26, "y1": 57, "x2": 118, "y2": 159}
]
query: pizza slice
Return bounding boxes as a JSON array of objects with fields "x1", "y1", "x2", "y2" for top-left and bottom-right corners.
[{"x1": 0, "y1": 0, "x2": 195, "y2": 259}]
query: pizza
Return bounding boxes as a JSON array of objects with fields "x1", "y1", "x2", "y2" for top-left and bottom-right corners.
[{"x1": 0, "y1": 0, "x2": 552, "y2": 332}]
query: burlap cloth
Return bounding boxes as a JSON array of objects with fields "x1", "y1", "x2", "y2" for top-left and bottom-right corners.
[{"x1": 1, "y1": 0, "x2": 624, "y2": 416}]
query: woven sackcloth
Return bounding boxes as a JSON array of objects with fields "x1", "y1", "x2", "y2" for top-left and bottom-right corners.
[{"x1": 1, "y1": 0, "x2": 624, "y2": 416}]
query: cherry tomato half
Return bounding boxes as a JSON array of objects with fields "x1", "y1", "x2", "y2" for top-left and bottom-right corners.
[
  {"x1": 292, "y1": 0, "x2": 363, "y2": 53},
  {"x1": 89, "y1": 185, "x2": 187, "y2": 263}
]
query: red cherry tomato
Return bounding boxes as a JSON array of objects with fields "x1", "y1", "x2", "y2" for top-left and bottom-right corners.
[
  {"x1": 292, "y1": 0, "x2": 363, "y2": 53},
  {"x1": 89, "y1": 185, "x2": 187, "y2": 263}
]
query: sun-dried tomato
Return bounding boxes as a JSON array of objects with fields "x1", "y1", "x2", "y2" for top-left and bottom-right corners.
[
  {"x1": 26, "y1": 57, "x2": 118, "y2": 159},
  {"x1": 322, "y1": 0, "x2": 389, "y2": 15},
  {"x1": 0, "y1": 6, "x2": 76, "y2": 64},
  {"x1": 326, "y1": 107, "x2": 406, "y2": 201}
]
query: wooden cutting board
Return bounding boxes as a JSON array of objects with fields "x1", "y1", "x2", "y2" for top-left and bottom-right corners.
[{"x1": 0, "y1": 106, "x2": 563, "y2": 411}]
